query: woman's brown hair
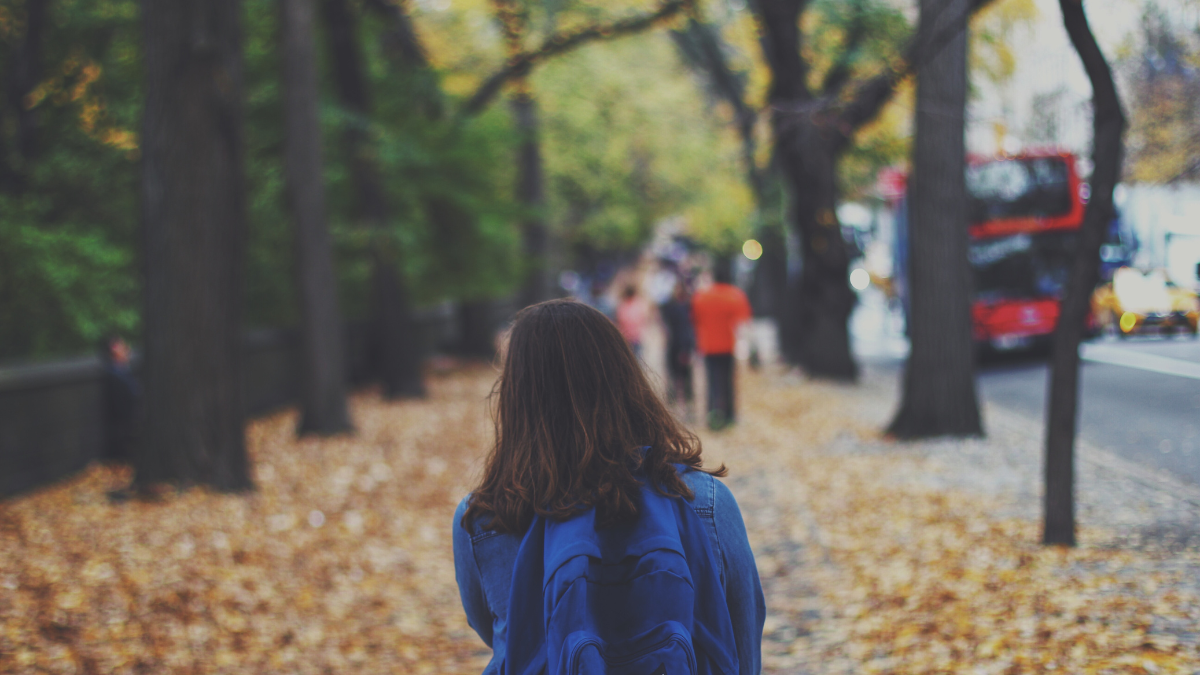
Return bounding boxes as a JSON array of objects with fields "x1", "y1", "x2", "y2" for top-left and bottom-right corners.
[{"x1": 463, "y1": 299, "x2": 725, "y2": 534}]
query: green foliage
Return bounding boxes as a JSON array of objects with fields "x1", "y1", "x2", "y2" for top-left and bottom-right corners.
[
  {"x1": 804, "y1": 0, "x2": 910, "y2": 96},
  {"x1": 536, "y1": 32, "x2": 751, "y2": 255},
  {"x1": 0, "y1": 196, "x2": 137, "y2": 359},
  {"x1": 0, "y1": 0, "x2": 141, "y2": 361},
  {"x1": 0, "y1": 0, "x2": 523, "y2": 361},
  {"x1": 242, "y1": 0, "x2": 297, "y2": 329},
  {"x1": 3, "y1": 0, "x2": 779, "y2": 362},
  {"x1": 328, "y1": 7, "x2": 522, "y2": 308},
  {"x1": 805, "y1": 0, "x2": 911, "y2": 201},
  {"x1": 326, "y1": 102, "x2": 522, "y2": 308}
]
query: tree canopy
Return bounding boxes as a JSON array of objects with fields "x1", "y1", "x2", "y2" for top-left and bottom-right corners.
[
  {"x1": 0, "y1": 0, "x2": 770, "y2": 361},
  {"x1": 0, "y1": 0, "x2": 1040, "y2": 363}
]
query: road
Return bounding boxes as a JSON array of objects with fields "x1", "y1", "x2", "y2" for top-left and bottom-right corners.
[
  {"x1": 977, "y1": 338, "x2": 1200, "y2": 487},
  {"x1": 851, "y1": 288, "x2": 1200, "y2": 488}
]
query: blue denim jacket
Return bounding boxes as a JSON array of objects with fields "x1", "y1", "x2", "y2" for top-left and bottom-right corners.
[{"x1": 452, "y1": 470, "x2": 766, "y2": 674}]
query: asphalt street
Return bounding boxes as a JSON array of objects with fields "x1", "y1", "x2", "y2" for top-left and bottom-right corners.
[
  {"x1": 977, "y1": 338, "x2": 1200, "y2": 487},
  {"x1": 850, "y1": 288, "x2": 1200, "y2": 488}
]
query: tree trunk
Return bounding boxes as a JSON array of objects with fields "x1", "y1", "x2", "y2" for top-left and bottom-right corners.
[
  {"x1": 512, "y1": 88, "x2": 551, "y2": 309},
  {"x1": 322, "y1": 0, "x2": 424, "y2": 398},
  {"x1": 370, "y1": 253, "x2": 424, "y2": 397},
  {"x1": 755, "y1": 0, "x2": 857, "y2": 380},
  {"x1": 887, "y1": 0, "x2": 982, "y2": 438},
  {"x1": 774, "y1": 122, "x2": 858, "y2": 379},
  {"x1": 754, "y1": 226, "x2": 788, "y2": 319},
  {"x1": 138, "y1": 0, "x2": 252, "y2": 490},
  {"x1": 458, "y1": 300, "x2": 497, "y2": 357},
  {"x1": 1043, "y1": 0, "x2": 1125, "y2": 546},
  {"x1": 3, "y1": 0, "x2": 47, "y2": 190},
  {"x1": 281, "y1": 0, "x2": 352, "y2": 435}
]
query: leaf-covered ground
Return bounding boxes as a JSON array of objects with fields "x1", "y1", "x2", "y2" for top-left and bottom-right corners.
[{"x1": 1, "y1": 363, "x2": 1197, "y2": 674}]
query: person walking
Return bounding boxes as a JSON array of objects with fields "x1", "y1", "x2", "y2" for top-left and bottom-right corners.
[
  {"x1": 659, "y1": 280, "x2": 696, "y2": 418},
  {"x1": 691, "y1": 264, "x2": 751, "y2": 430},
  {"x1": 99, "y1": 334, "x2": 140, "y2": 463},
  {"x1": 453, "y1": 300, "x2": 764, "y2": 675},
  {"x1": 615, "y1": 284, "x2": 648, "y2": 356}
]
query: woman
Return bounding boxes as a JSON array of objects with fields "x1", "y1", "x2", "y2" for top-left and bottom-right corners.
[{"x1": 453, "y1": 299, "x2": 764, "y2": 674}]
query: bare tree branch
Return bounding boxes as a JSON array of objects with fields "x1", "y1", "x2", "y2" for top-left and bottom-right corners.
[
  {"x1": 459, "y1": 0, "x2": 695, "y2": 118},
  {"x1": 768, "y1": 0, "x2": 996, "y2": 145}
]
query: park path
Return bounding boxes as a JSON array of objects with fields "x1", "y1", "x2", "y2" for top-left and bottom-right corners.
[{"x1": 1, "y1": 360, "x2": 1198, "y2": 674}]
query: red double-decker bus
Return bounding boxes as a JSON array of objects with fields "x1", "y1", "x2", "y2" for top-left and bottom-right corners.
[
  {"x1": 965, "y1": 150, "x2": 1086, "y2": 350},
  {"x1": 891, "y1": 150, "x2": 1094, "y2": 352}
]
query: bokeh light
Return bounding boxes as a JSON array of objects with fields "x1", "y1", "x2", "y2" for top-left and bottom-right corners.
[
  {"x1": 850, "y1": 268, "x2": 871, "y2": 291},
  {"x1": 1120, "y1": 311, "x2": 1138, "y2": 333},
  {"x1": 742, "y1": 239, "x2": 763, "y2": 261}
]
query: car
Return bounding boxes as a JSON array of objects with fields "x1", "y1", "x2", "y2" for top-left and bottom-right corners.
[{"x1": 1091, "y1": 267, "x2": 1199, "y2": 337}]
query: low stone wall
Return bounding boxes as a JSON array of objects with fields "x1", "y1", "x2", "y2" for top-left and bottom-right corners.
[{"x1": 0, "y1": 303, "x2": 468, "y2": 499}]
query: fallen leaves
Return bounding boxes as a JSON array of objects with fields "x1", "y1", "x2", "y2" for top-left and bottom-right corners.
[
  {"x1": 0, "y1": 362, "x2": 1197, "y2": 674},
  {"x1": 0, "y1": 366, "x2": 497, "y2": 674},
  {"x1": 701, "y1": 368, "x2": 1200, "y2": 675}
]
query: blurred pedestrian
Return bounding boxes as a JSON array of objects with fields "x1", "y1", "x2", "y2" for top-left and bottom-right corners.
[
  {"x1": 616, "y1": 284, "x2": 648, "y2": 357},
  {"x1": 99, "y1": 334, "x2": 140, "y2": 463},
  {"x1": 452, "y1": 300, "x2": 764, "y2": 675},
  {"x1": 660, "y1": 280, "x2": 695, "y2": 418},
  {"x1": 691, "y1": 264, "x2": 751, "y2": 430}
]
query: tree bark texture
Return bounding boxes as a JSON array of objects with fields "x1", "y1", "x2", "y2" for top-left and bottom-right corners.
[
  {"x1": 138, "y1": 0, "x2": 252, "y2": 490},
  {"x1": 755, "y1": 0, "x2": 857, "y2": 380},
  {"x1": 2, "y1": 0, "x2": 47, "y2": 190},
  {"x1": 322, "y1": 0, "x2": 424, "y2": 398},
  {"x1": 281, "y1": 0, "x2": 353, "y2": 435},
  {"x1": 1043, "y1": 0, "x2": 1125, "y2": 546},
  {"x1": 887, "y1": 0, "x2": 982, "y2": 439},
  {"x1": 776, "y1": 124, "x2": 858, "y2": 379},
  {"x1": 754, "y1": 226, "x2": 788, "y2": 319},
  {"x1": 369, "y1": 252, "x2": 423, "y2": 397},
  {"x1": 512, "y1": 89, "x2": 551, "y2": 309}
]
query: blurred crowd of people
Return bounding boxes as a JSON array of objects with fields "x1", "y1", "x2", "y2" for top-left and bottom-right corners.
[{"x1": 576, "y1": 260, "x2": 751, "y2": 431}]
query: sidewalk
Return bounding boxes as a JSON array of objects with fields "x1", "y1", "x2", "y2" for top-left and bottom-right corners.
[
  {"x1": 0, "y1": 362, "x2": 1197, "y2": 674},
  {"x1": 707, "y1": 363, "x2": 1200, "y2": 674}
]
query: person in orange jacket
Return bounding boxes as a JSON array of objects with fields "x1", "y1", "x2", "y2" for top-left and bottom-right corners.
[{"x1": 690, "y1": 262, "x2": 751, "y2": 430}]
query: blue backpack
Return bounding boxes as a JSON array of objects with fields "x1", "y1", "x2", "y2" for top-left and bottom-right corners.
[{"x1": 502, "y1": 472, "x2": 739, "y2": 675}]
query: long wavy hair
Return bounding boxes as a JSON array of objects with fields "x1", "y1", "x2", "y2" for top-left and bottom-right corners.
[{"x1": 463, "y1": 299, "x2": 725, "y2": 534}]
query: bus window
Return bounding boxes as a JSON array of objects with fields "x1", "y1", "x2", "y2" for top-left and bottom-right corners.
[
  {"x1": 966, "y1": 157, "x2": 1073, "y2": 224},
  {"x1": 970, "y1": 231, "x2": 1078, "y2": 302}
]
